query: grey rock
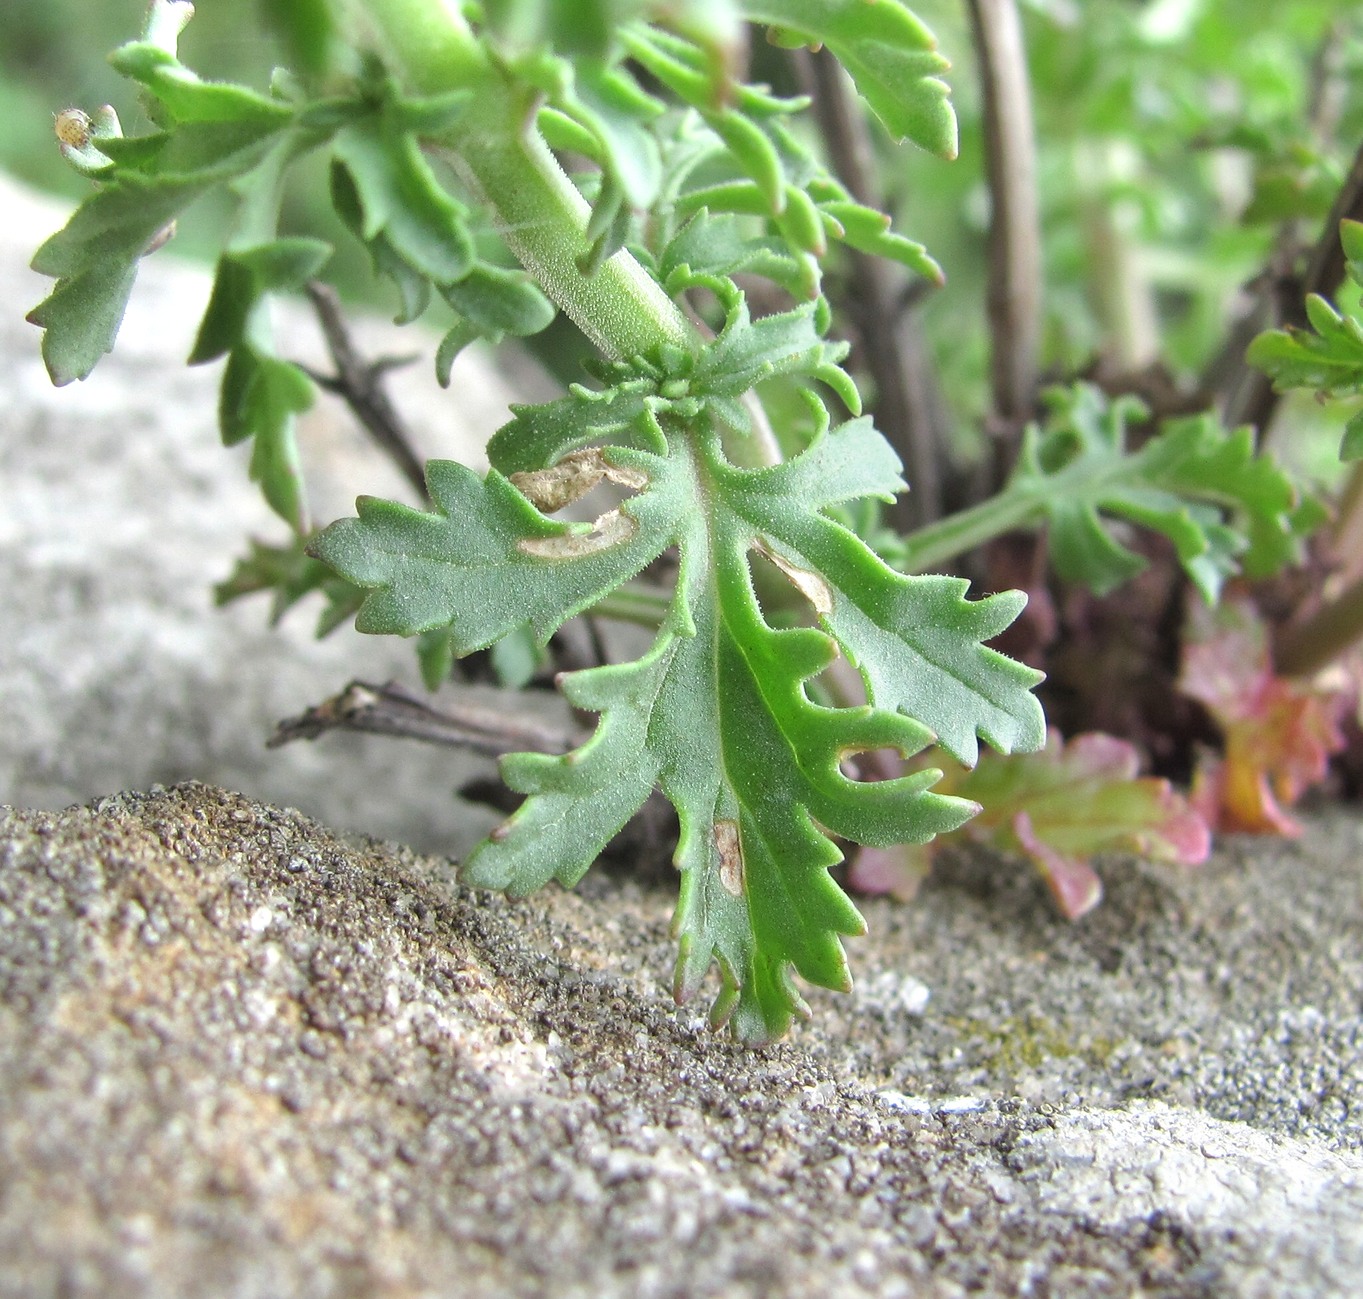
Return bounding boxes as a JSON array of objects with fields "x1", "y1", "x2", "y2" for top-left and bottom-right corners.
[
  {"x1": 1, "y1": 173, "x2": 555, "y2": 853},
  {"x1": 3, "y1": 782, "x2": 1363, "y2": 1297}
]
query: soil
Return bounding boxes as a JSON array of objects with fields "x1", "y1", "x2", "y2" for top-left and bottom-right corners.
[{"x1": 3, "y1": 782, "x2": 1361, "y2": 1298}]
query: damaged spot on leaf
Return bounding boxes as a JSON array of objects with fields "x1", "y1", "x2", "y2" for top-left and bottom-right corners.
[
  {"x1": 509, "y1": 447, "x2": 648, "y2": 514},
  {"x1": 753, "y1": 538, "x2": 832, "y2": 615},
  {"x1": 715, "y1": 819, "x2": 744, "y2": 896},
  {"x1": 518, "y1": 508, "x2": 637, "y2": 559}
]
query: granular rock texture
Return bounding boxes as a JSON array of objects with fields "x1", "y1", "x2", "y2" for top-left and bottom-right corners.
[{"x1": 3, "y1": 783, "x2": 1361, "y2": 1298}]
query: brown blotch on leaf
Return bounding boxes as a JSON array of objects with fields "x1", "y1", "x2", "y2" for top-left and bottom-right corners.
[
  {"x1": 509, "y1": 448, "x2": 648, "y2": 515},
  {"x1": 753, "y1": 539, "x2": 833, "y2": 616},
  {"x1": 715, "y1": 820, "x2": 744, "y2": 896},
  {"x1": 518, "y1": 508, "x2": 637, "y2": 560}
]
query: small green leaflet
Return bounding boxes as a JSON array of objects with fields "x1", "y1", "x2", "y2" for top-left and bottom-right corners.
[
  {"x1": 624, "y1": 24, "x2": 947, "y2": 290},
  {"x1": 214, "y1": 535, "x2": 363, "y2": 636},
  {"x1": 27, "y1": 2, "x2": 297, "y2": 386},
  {"x1": 741, "y1": 0, "x2": 958, "y2": 158}
]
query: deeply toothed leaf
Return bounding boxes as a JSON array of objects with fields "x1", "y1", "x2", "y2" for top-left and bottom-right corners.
[
  {"x1": 324, "y1": 358, "x2": 1040, "y2": 1039},
  {"x1": 1000, "y1": 385, "x2": 1306, "y2": 602},
  {"x1": 740, "y1": 0, "x2": 957, "y2": 158}
]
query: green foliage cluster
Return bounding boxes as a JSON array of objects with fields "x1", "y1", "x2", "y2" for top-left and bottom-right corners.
[
  {"x1": 25, "y1": 0, "x2": 1348, "y2": 1040},
  {"x1": 1250, "y1": 219, "x2": 1363, "y2": 460}
]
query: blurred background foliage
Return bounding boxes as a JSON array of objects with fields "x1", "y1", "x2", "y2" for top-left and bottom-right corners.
[{"x1": 3, "y1": 0, "x2": 1362, "y2": 475}]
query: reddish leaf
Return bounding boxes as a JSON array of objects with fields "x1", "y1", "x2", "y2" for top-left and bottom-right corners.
[
  {"x1": 849, "y1": 730, "x2": 1210, "y2": 919},
  {"x1": 1180, "y1": 596, "x2": 1351, "y2": 835}
]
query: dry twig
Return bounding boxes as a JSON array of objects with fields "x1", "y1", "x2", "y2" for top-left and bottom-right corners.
[
  {"x1": 270, "y1": 679, "x2": 580, "y2": 757},
  {"x1": 301, "y1": 282, "x2": 428, "y2": 499}
]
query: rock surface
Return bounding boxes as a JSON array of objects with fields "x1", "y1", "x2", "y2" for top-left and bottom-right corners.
[
  {"x1": 3, "y1": 782, "x2": 1362, "y2": 1298},
  {"x1": 2, "y1": 172, "x2": 553, "y2": 852}
]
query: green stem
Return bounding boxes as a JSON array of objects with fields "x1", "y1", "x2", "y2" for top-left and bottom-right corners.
[
  {"x1": 333, "y1": 0, "x2": 693, "y2": 361},
  {"x1": 897, "y1": 486, "x2": 1040, "y2": 573}
]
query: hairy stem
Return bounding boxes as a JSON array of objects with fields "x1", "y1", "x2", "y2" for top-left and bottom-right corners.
[{"x1": 332, "y1": 0, "x2": 693, "y2": 361}]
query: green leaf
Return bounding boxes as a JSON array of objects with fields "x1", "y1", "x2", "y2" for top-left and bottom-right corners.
[
  {"x1": 214, "y1": 535, "x2": 363, "y2": 636},
  {"x1": 487, "y1": 384, "x2": 657, "y2": 475},
  {"x1": 190, "y1": 238, "x2": 332, "y2": 364},
  {"x1": 456, "y1": 429, "x2": 985, "y2": 1041},
  {"x1": 435, "y1": 321, "x2": 486, "y2": 387},
  {"x1": 26, "y1": 15, "x2": 303, "y2": 385},
  {"x1": 1011, "y1": 385, "x2": 1304, "y2": 601},
  {"x1": 489, "y1": 625, "x2": 544, "y2": 688},
  {"x1": 1249, "y1": 236, "x2": 1363, "y2": 462},
  {"x1": 715, "y1": 418, "x2": 1046, "y2": 764},
  {"x1": 111, "y1": 43, "x2": 293, "y2": 129},
  {"x1": 660, "y1": 209, "x2": 811, "y2": 300},
  {"x1": 332, "y1": 112, "x2": 475, "y2": 285},
  {"x1": 27, "y1": 176, "x2": 194, "y2": 385},
  {"x1": 317, "y1": 391, "x2": 1040, "y2": 1039},
  {"x1": 417, "y1": 625, "x2": 457, "y2": 690},
  {"x1": 820, "y1": 199, "x2": 944, "y2": 284},
  {"x1": 220, "y1": 348, "x2": 314, "y2": 532},
  {"x1": 330, "y1": 161, "x2": 432, "y2": 323},
  {"x1": 740, "y1": 0, "x2": 958, "y2": 158},
  {"x1": 310, "y1": 445, "x2": 687, "y2": 647},
  {"x1": 439, "y1": 264, "x2": 557, "y2": 337}
]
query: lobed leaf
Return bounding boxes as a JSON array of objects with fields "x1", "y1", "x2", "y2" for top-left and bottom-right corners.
[
  {"x1": 322, "y1": 369, "x2": 1041, "y2": 1038},
  {"x1": 740, "y1": 0, "x2": 958, "y2": 158},
  {"x1": 851, "y1": 732, "x2": 1211, "y2": 919},
  {"x1": 1010, "y1": 385, "x2": 1305, "y2": 602},
  {"x1": 332, "y1": 114, "x2": 475, "y2": 286},
  {"x1": 219, "y1": 347, "x2": 314, "y2": 533}
]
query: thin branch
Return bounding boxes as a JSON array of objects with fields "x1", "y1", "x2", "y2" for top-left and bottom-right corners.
[
  {"x1": 966, "y1": 0, "x2": 1043, "y2": 431},
  {"x1": 797, "y1": 48, "x2": 951, "y2": 528},
  {"x1": 301, "y1": 282, "x2": 429, "y2": 500},
  {"x1": 269, "y1": 679, "x2": 580, "y2": 757},
  {"x1": 1274, "y1": 570, "x2": 1363, "y2": 679}
]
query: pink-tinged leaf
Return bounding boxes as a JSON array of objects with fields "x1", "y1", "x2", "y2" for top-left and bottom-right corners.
[
  {"x1": 847, "y1": 842, "x2": 932, "y2": 901},
  {"x1": 1014, "y1": 810, "x2": 1104, "y2": 919},
  {"x1": 1189, "y1": 755, "x2": 1302, "y2": 836},
  {"x1": 1180, "y1": 596, "x2": 1351, "y2": 834},
  {"x1": 850, "y1": 729, "x2": 1210, "y2": 917}
]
